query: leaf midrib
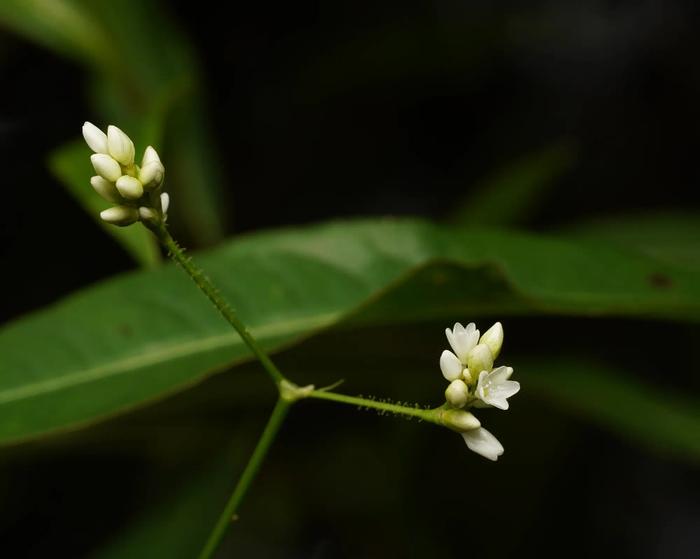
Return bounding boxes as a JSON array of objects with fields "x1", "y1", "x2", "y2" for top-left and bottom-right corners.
[{"x1": 0, "y1": 311, "x2": 341, "y2": 405}]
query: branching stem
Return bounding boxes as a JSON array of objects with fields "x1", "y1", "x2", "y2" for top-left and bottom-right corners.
[{"x1": 149, "y1": 222, "x2": 444, "y2": 559}]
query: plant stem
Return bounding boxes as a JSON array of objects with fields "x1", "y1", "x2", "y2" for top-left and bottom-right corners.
[
  {"x1": 197, "y1": 397, "x2": 291, "y2": 559},
  {"x1": 154, "y1": 223, "x2": 286, "y2": 384},
  {"x1": 308, "y1": 390, "x2": 442, "y2": 425}
]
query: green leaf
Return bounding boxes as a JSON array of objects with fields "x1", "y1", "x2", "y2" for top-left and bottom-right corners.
[
  {"x1": 450, "y1": 142, "x2": 576, "y2": 226},
  {"x1": 564, "y1": 212, "x2": 700, "y2": 271},
  {"x1": 49, "y1": 141, "x2": 161, "y2": 268},
  {"x1": 0, "y1": 0, "x2": 115, "y2": 68},
  {"x1": 525, "y1": 357, "x2": 700, "y2": 461},
  {"x1": 1, "y1": 218, "x2": 699, "y2": 445}
]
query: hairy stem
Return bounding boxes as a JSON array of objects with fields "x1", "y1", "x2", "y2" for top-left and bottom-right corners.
[
  {"x1": 154, "y1": 223, "x2": 286, "y2": 384},
  {"x1": 308, "y1": 389, "x2": 442, "y2": 424},
  {"x1": 197, "y1": 397, "x2": 291, "y2": 559}
]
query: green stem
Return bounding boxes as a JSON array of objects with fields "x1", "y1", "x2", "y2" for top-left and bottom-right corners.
[
  {"x1": 154, "y1": 223, "x2": 286, "y2": 384},
  {"x1": 308, "y1": 390, "x2": 442, "y2": 425},
  {"x1": 197, "y1": 397, "x2": 291, "y2": 559}
]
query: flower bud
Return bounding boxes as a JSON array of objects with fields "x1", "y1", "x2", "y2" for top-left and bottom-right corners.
[
  {"x1": 138, "y1": 206, "x2": 158, "y2": 224},
  {"x1": 115, "y1": 175, "x2": 144, "y2": 200},
  {"x1": 442, "y1": 409, "x2": 481, "y2": 433},
  {"x1": 160, "y1": 192, "x2": 170, "y2": 214},
  {"x1": 100, "y1": 206, "x2": 139, "y2": 226},
  {"x1": 82, "y1": 122, "x2": 108, "y2": 154},
  {"x1": 107, "y1": 125, "x2": 135, "y2": 166},
  {"x1": 479, "y1": 322, "x2": 503, "y2": 360},
  {"x1": 462, "y1": 368, "x2": 472, "y2": 384},
  {"x1": 445, "y1": 379, "x2": 469, "y2": 408},
  {"x1": 141, "y1": 145, "x2": 162, "y2": 167},
  {"x1": 440, "y1": 350, "x2": 463, "y2": 381},
  {"x1": 466, "y1": 344, "x2": 493, "y2": 376},
  {"x1": 90, "y1": 176, "x2": 122, "y2": 204},
  {"x1": 139, "y1": 161, "x2": 165, "y2": 189},
  {"x1": 91, "y1": 154, "x2": 122, "y2": 182}
]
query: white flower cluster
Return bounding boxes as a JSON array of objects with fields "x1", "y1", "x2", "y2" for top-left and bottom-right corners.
[
  {"x1": 82, "y1": 122, "x2": 169, "y2": 227},
  {"x1": 439, "y1": 322, "x2": 520, "y2": 461}
]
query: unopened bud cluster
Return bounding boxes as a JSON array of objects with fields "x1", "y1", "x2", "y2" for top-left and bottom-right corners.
[
  {"x1": 83, "y1": 122, "x2": 169, "y2": 227},
  {"x1": 438, "y1": 321, "x2": 520, "y2": 461}
]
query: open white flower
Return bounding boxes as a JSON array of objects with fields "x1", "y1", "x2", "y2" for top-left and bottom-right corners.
[
  {"x1": 475, "y1": 366, "x2": 520, "y2": 410},
  {"x1": 461, "y1": 427, "x2": 504, "y2": 461},
  {"x1": 438, "y1": 320, "x2": 519, "y2": 460},
  {"x1": 445, "y1": 322, "x2": 480, "y2": 363}
]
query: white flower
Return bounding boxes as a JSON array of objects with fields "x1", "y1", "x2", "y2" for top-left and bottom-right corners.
[
  {"x1": 90, "y1": 176, "x2": 122, "y2": 203},
  {"x1": 82, "y1": 122, "x2": 108, "y2": 154},
  {"x1": 479, "y1": 322, "x2": 503, "y2": 360},
  {"x1": 139, "y1": 146, "x2": 165, "y2": 189},
  {"x1": 90, "y1": 153, "x2": 122, "y2": 182},
  {"x1": 444, "y1": 379, "x2": 469, "y2": 408},
  {"x1": 438, "y1": 320, "x2": 518, "y2": 460},
  {"x1": 139, "y1": 161, "x2": 165, "y2": 190},
  {"x1": 445, "y1": 322, "x2": 480, "y2": 363},
  {"x1": 83, "y1": 122, "x2": 170, "y2": 228},
  {"x1": 476, "y1": 366, "x2": 520, "y2": 410},
  {"x1": 439, "y1": 349, "x2": 463, "y2": 381},
  {"x1": 441, "y1": 409, "x2": 481, "y2": 432},
  {"x1": 142, "y1": 145, "x2": 162, "y2": 166},
  {"x1": 138, "y1": 207, "x2": 158, "y2": 224},
  {"x1": 115, "y1": 175, "x2": 144, "y2": 200},
  {"x1": 461, "y1": 427, "x2": 504, "y2": 461},
  {"x1": 160, "y1": 192, "x2": 170, "y2": 215},
  {"x1": 100, "y1": 206, "x2": 139, "y2": 226},
  {"x1": 107, "y1": 125, "x2": 135, "y2": 166},
  {"x1": 466, "y1": 343, "x2": 493, "y2": 378}
]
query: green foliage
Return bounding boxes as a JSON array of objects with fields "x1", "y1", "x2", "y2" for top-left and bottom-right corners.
[
  {"x1": 0, "y1": 219, "x2": 698, "y2": 450},
  {"x1": 565, "y1": 212, "x2": 700, "y2": 271},
  {"x1": 526, "y1": 357, "x2": 700, "y2": 461}
]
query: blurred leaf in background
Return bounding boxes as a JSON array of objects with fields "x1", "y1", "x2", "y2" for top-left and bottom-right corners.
[
  {"x1": 450, "y1": 141, "x2": 577, "y2": 227},
  {"x1": 0, "y1": 0, "x2": 227, "y2": 258},
  {"x1": 1, "y1": 218, "x2": 698, "y2": 459},
  {"x1": 564, "y1": 212, "x2": 700, "y2": 272}
]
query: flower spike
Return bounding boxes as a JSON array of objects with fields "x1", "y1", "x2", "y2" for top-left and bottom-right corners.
[
  {"x1": 82, "y1": 123, "x2": 170, "y2": 229},
  {"x1": 437, "y1": 320, "x2": 519, "y2": 460}
]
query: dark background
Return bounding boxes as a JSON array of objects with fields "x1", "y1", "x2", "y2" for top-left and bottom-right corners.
[{"x1": 0, "y1": 1, "x2": 699, "y2": 558}]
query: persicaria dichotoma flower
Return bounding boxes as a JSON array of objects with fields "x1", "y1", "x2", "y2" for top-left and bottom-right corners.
[
  {"x1": 437, "y1": 321, "x2": 519, "y2": 461},
  {"x1": 82, "y1": 122, "x2": 168, "y2": 227}
]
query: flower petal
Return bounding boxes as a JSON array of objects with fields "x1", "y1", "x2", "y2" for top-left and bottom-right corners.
[
  {"x1": 445, "y1": 327, "x2": 457, "y2": 355},
  {"x1": 440, "y1": 350, "x2": 463, "y2": 381},
  {"x1": 476, "y1": 370, "x2": 519, "y2": 410},
  {"x1": 83, "y1": 121, "x2": 108, "y2": 154},
  {"x1": 461, "y1": 427, "x2": 504, "y2": 461},
  {"x1": 488, "y1": 365, "x2": 511, "y2": 384},
  {"x1": 446, "y1": 323, "x2": 480, "y2": 362},
  {"x1": 493, "y1": 380, "x2": 520, "y2": 400}
]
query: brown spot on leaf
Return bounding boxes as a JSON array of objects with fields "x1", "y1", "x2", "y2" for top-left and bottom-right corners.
[{"x1": 648, "y1": 273, "x2": 673, "y2": 289}]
